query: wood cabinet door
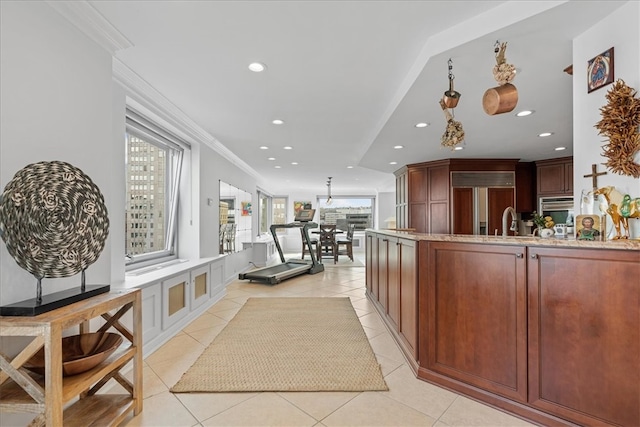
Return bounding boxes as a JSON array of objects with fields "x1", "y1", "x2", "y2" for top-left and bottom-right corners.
[
  {"x1": 537, "y1": 163, "x2": 565, "y2": 195},
  {"x1": 536, "y1": 157, "x2": 573, "y2": 196},
  {"x1": 528, "y1": 247, "x2": 640, "y2": 426},
  {"x1": 487, "y1": 187, "x2": 515, "y2": 236},
  {"x1": 564, "y1": 162, "x2": 573, "y2": 194},
  {"x1": 376, "y1": 235, "x2": 389, "y2": 311},
  {"x1": 515, "y1": 161, "x2": 535, "y2": 213},
  {"x1": 452, "y1": 188, "x2": 473, "y2": 234},
  {"x1": 387, "y1": 237, "x2": 400, "y2": 328},
  {"x1": 399, "y1": 238, "x2": 417, "y2": 358},
  {"x1": 428, "y1": 165, "x2": 450, "y2": 234},
  {"x1": 407, "y1": 167, "x2": 428, "y2": 232},
  {"x1": 408, "y1": 168, "x2": 427, "y2": 202},
  {"x1": 365, "y1": 233, "x2": 375, "y2": 296},
  {"x1": 427, "y1": 242, "x2": 528, "y2": 402},
  {"x1": 409, "y1": 203, "x2": 427, "y2": 233}
]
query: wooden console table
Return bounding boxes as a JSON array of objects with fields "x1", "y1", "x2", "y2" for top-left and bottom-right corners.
[{"x1": 0, "y1": 288, "x2": 142, "y2": 426}]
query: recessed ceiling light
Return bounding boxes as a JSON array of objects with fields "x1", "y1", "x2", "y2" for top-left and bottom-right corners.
[
  {"x1": 283, "y1": 146, "x2": 292, "y2": 150},
  {"x1": 394, "y1": 145, "x2": 404, "y2": 149},
  {"x1": 260, "y1": 146, "x2": 269, "y2": 150},
  {"x1": 274, "y1": 165, "x2": 281, "y2": 169},
  {"x1": 291, "y1": 162, "x2": 298, "y2": 165},
  {"x1": 272, "y1": 119, "x2": 284, "y2": 125},
  {"x1": 347, "y1": 166, "x2": 354, "y2": 169},
  {"x1": 555, "y1": 146, "x2": 566, "y2": 151},
  {"x1": 538, "y1": 132, "x2": 554, "y2": 137},
  {"x1": 415, "y1": 122, "x2": 429, "y2": 128},
  {"x1": 248, "y1": 62, "x2": 266, "y2": 72},
  {"x1": 516, "y1": 110, "x2": 534, "y2": 117},
  {"x1": 389, "y1": 161, "x2": 398, "y2": 165},
  {"x1": 268, "y1": 157, "x2": 275, "y2": 161},
  {"x1": 454, "y1": 146, "x2": 464, "y2": 151}
]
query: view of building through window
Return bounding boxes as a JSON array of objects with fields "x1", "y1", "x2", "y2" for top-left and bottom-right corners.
[
  {"x1": 125, "y1": 136, "x2": 167, "y2": 255},
  {"x1": 272, "y1": 197, "x2": 287, "y2": 234},
  {"x1": 258, "y1": 191, "x2": 269, "y2": 234},
  {"x1": 125, "y1": 109, "x2": 186, "y2": 265},
  {"x1": 272, "y1": 197, "x2": 287, "y2": 225},
  {"x1": 316, "y1": 197, "x2": 373, "y2": 230}
]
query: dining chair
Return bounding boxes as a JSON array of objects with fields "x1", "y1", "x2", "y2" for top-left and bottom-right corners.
[
  {"x1": 219, "y1": 223, "x2": 227, "y2": 254},
  {"x1": 317, "y1": 224, "x2": 338, "y2": 264},
  {"x1": 336, "y1": 223, "x2": 356, "y2": 261},
  {"x1": 301, "y1": 228, "x2": 318, "y2": 260},
  {"x1": 224, "y1": 223, "x2": 236, "y2": 253}
]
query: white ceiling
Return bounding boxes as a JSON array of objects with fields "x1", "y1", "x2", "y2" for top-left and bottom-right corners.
[{"x1": 90, "y1": 1, "x2": 626, "y2": 195}]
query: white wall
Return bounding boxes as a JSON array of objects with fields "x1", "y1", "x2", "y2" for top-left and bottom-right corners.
[
  {"x1": 573, "y1": 1, "x2": 640, "y2": 239},
  {"x1": 0, "y1": 1, "x2": 260, "y2": 307},
  {"x1": 199, "y1": 144, "x2": 258, "y2": 258},
  {"x1": 0, "y1": 2, "x2": 115, "y2": 305},
  {"x1": 110, "y1": 82, "x2": 127, "y2": 285},
  {"x1": 377, "y1": 191, "x2": 396, "y2": 228}
]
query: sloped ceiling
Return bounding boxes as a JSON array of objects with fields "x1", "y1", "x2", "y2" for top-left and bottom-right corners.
[{"x1": 90, "y1": 0, "x2": 626, "y2": 194}]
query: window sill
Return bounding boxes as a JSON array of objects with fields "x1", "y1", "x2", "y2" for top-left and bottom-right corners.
[
  {"x1": 119, "y1": 256, "x2": 224, "y2": 290},
  {"x1": 125, "y1": 258, "x2": 190, "y2": 276}
]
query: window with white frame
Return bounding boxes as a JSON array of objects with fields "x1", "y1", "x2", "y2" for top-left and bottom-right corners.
[
  {"x1": 125, "y1": 108, "x2": 187, "y2": 266},
  {"x1": 316, "y1": 196, "x2": 374, "y2": 231},
  {"x1": 272, "y1": 196, "x2": 287, "y2": 234},
  {"x1": 257, "y1": 190, "x2": 289, "y2": 236},
  {"x1": 257, "y1": 190, "x2": 270, "y2": 235}
]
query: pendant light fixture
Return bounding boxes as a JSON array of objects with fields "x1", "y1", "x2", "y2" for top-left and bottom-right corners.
[{"x1": 326, "y1": 177, "x2": 333, "y2": 205}]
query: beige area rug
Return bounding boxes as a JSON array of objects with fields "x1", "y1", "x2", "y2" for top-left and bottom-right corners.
[{"x1": 170, "y1": 297, "x2": 388, "y2": 392}]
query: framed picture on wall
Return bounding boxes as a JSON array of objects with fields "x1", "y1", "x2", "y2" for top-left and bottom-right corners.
[
  {"x1": 587, "y1": 47, "x2": 614, "y2": 93},
  {"x1": 241, "y1": 201, "x2": 252, "y2": 216},
  {"x1": 576, "y1": 214, "x2": 605, "y2": 241},
  {"x1": 293, "y1": 201, "x2": 311, "y2": 216}
]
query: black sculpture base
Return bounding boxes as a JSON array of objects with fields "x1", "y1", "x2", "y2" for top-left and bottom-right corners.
[{"x1": 0, "y1": 285, "x2": 110, "y2": 316}]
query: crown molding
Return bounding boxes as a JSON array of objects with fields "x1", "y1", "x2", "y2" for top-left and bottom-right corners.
[
  {"x1": 45, "y1": 1, "x2": 133, "y2": 55},
  {"x1": 112, "y1": 58, "x2": 261, "y2": 180}
]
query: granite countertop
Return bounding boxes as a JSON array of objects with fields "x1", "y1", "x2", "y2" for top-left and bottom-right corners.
[{"x1": 369, "y1": 229, "x2": 640, "y2": 251}]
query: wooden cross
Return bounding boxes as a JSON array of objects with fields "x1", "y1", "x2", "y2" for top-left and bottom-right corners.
[{"x1": 584, "y1": 164, "x2": 607, "y2": 189}]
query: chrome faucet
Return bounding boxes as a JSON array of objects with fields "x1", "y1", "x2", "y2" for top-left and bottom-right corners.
[{"x1": 502, "y1": 206, "x2": 518, "y2": 236}]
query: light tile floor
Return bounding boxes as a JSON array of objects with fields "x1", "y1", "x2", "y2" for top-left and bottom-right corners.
[{"x1": 1, "y1": 252, "x2": 537, "y2": 427}]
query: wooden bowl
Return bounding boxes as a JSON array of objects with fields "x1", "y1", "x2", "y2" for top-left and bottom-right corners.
[{"x1": 24, "y1": 332, "x2": 123, "y2": 376}]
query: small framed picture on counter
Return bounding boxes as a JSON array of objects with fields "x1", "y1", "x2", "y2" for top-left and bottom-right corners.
[{"x1": 576, "y1": 215, "x2": 605, "y2": 241}]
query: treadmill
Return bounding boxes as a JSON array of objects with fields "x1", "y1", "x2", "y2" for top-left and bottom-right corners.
[{"x1": 238, "y1": 209, "x2": 324, "y2": 284}]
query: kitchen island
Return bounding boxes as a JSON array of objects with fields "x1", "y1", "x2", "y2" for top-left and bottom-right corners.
[{"x1": 365, "y1": 230, "x2": 639, "y2": 427}]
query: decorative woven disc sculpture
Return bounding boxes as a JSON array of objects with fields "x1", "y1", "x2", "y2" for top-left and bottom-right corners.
[{"x1": 0, "y1": 161, "x2": 109, "y2": 281}]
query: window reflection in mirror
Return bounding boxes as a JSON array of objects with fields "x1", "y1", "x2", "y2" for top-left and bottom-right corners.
[{"x1": 219, "y1": 180, "x2": 252, "y2": 253}]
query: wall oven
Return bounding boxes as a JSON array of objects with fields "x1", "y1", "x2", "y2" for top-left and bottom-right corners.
[{"x1": 539, "y1": 196, "x2": 574, "y2": 230}]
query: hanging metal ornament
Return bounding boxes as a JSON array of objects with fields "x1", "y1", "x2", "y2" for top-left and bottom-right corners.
[
  {"x1": 442, "y1": 58, "x2": 461, "y2": 109},
  {"x1": 439, "y1": 98, "x2": 465, "y2": 149},
  {"x1": 483, "y1": 41, "x2": 518, "y2": 115},
  {"x1": 492, "y1": 41, "x2": 516, "y2": 85}
]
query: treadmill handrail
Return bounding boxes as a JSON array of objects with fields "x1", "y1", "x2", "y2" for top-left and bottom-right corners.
[{"x1": 270, "y1": 222, "x2": 319, "y2": 265}]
